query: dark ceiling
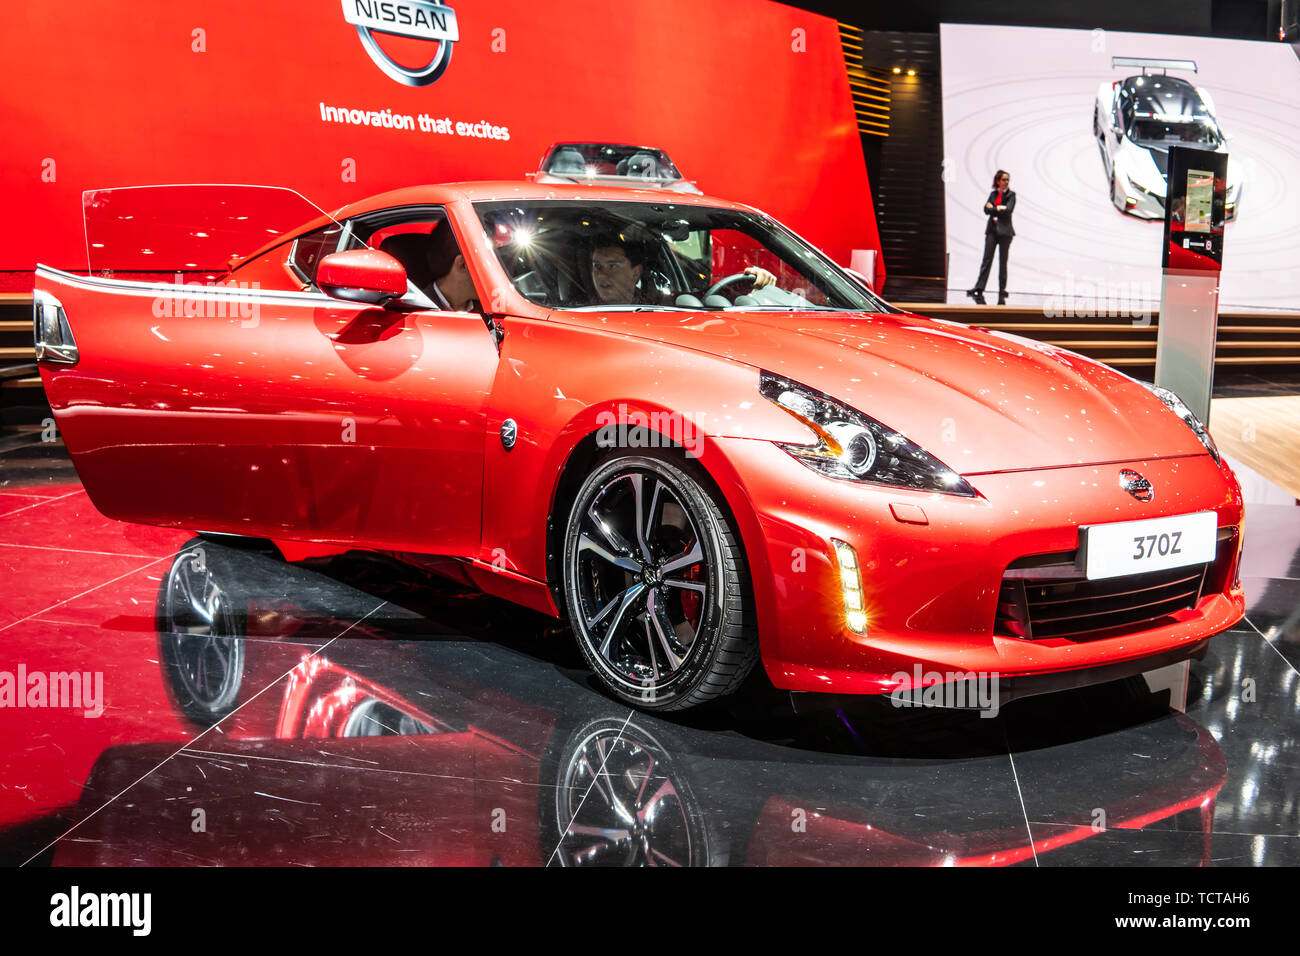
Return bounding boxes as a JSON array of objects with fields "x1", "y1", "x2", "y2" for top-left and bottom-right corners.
[{"x1": 788, "y1": 0, "x2": 1279, "y2": 42}]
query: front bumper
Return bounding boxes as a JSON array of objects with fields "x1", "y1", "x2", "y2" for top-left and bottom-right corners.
[
  {"x1": 711, "y1": 437, "x2": 1245, "y2": 696},
  {"x1": 1114, "y1": 179, "x2": 1166, "y2": 220}
]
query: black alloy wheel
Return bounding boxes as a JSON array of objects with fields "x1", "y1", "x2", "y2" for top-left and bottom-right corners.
[
  {"x1": 561, "y1": 453, "x2": 757, "y2": 711},
  {"x1": 157, "y1": 545, "x2": 247, "y2": 723},
  {"x1": 549, "y1": 718, "x2": 713, "y2": 866}
]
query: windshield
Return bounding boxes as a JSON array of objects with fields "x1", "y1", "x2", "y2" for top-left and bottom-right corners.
[
  {"x1": 475, "y1": 200, "x2": 893, "y2": 313},
  {"x1": 1129, "y1": 119, "x2": 1221, "y2": 147}
]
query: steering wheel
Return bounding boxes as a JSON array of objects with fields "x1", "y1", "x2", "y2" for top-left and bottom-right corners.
[{"x1": 703, "y1": 272, "x2": 758, "y2": 300}]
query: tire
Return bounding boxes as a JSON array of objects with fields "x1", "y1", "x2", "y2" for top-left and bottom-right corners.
[
  {"x1": 541, "y1": 716, "x2": 725, "y2": 866},
  {"x1": 561, "y1": 451, "x2": 757, "y2": 711},
  {"x1": 155, "y1": 540, "x2": 249, "y2": 724}
]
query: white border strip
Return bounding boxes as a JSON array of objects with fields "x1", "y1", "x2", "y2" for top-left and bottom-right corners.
[{"x1": 36, "y1": 264, "x2": 339, "y2": 309}]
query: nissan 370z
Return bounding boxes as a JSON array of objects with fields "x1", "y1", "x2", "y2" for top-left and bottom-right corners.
[{"x1": 33, "y1": 181, "x2": 1244, "y2": 711}]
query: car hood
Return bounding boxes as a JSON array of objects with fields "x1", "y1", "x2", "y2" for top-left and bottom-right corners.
[{"x1": 552, "y1": 309, "x2": 1207, "y2": 474}]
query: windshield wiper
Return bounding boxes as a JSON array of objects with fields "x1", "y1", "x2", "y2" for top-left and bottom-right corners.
[
  {"x1": 566, "y1": 305, "x2": 698, "y2": 312},
  {"x1": 727, "y1": 305, "x2": 849, "y2": 312}
]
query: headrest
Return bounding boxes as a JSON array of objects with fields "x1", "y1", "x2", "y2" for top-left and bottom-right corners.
[
  {"x1": 624, "y1": 152, "x2": 659, "y2": 178},
  {"x1": 550, "y1": 148, "x2": 586, "y2": 175}
]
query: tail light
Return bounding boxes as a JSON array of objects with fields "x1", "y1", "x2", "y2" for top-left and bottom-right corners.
[{"x1": 33, "y1": 290, "x2": 78, "y2": 364}]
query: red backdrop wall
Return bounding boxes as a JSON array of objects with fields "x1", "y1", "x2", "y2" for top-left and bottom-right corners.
[{"x1": 0, "y1": 0, "x2": 882, "y2": 288}]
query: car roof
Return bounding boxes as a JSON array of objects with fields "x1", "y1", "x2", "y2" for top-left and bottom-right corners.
[
  {"x1": 235, "y1": 181, "x2": 757, "y2": 268},
  {"x1": 332, "y1": 180, "x2": 750, "y2": 216}
]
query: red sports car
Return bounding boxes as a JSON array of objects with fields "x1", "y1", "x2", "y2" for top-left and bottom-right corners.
[{"x1": 32, "y1": 180, "x2": 1244, "y2": 711}]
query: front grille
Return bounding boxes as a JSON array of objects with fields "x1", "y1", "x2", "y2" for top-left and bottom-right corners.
[
  {"x1": 997, "y1": 565, "x2": 1206, "y2": 641},
  {"x1": 995, "y1": 527, "x2": 1237, "y2": 642}
]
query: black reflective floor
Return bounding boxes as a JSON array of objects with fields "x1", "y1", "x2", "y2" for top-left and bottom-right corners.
[{"x1": 1, "y1": 430, "x2": 1297, "y2": 866}]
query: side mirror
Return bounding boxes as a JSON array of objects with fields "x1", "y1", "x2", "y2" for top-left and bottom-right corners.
[{"x1": 317, "y1": 249, "x2": 407, "y2": 306}]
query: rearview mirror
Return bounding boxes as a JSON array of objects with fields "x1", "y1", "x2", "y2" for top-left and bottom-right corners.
[
  {"x1": 657, "y1": 219, "x2": 691, "y2": 242},
  {"x1": 317, "y1": 249, "x2": 407, "y2": 306}
]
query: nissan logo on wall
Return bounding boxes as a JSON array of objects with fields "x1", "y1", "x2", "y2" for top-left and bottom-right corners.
[{"x1": 342, "y1": 0, "x2": 459, "y2": 87}]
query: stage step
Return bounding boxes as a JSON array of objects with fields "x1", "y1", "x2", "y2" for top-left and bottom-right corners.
[{"x1": 897, "y1": 303, "x2": 1300, "y2": 371}]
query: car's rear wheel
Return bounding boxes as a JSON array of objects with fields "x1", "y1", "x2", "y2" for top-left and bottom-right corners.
[
  {"x1": 156, "y1": 542, "x2": 247, "y2": 724},
  {"x1": 561, "y1": 452, "x2": 757, "y2": 711}
]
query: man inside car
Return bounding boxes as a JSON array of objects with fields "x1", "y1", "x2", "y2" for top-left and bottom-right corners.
[
  {"x1": 588, "y1": 232, "x2": 777, "y2": 306},
  {"x1": 589, "y1": 234, "x2": 663, "y2": 305},
  {"x1": 425, "y1": 222, "x2": 480, "y2": 313}
]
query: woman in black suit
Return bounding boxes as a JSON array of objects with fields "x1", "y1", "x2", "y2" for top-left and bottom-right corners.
[{"x1": 967, "y1": 170, "x2": 1015, "y2": 305}]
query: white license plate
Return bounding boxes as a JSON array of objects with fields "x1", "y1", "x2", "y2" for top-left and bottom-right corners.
[{"x1": 1081, "y1": 511, "x2": 1218, "y2": 581}]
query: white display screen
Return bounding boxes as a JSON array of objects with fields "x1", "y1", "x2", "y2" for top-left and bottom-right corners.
[
  {"x1": 1185, "y1": 169, "x2": 1214, "y2": 233},
  {"x1": 940, "y1": 23, "x2": 1300, "y2": 311}
]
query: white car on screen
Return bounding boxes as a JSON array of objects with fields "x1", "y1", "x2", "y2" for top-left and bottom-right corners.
[{"x1": 1094, "y1": 58, "x2": 1241, "y2": 220}]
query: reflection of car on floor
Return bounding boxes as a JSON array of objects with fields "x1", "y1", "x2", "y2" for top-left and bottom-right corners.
[
  {"x1": 46, "y1": 541, "x2": 1231, "y2": 867},
  {"x1": 1094, "y1": 57, "x2": 1241, "y2": 220},
  {"x1": 34, "y1": 180, "x2": 1244, "y2": 714},
  {"x1": 531, "y1": 141, "x2": 702, "y2": 193}
]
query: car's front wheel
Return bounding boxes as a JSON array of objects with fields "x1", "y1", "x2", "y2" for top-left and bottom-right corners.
[{"x1": 561, "y1": 452, "x2": 757, "y2": 711}]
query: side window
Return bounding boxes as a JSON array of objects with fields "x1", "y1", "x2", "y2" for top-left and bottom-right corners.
[
  {"x1": 290, "y1": 223, "x2": 343, "y2": 287},
  {"x1": 1118, "y1": 92, "x2": 1134, "y2": 137},
  {"x1": 708, "y1": 228, "x2": 829, "y2": 306},
  {"x1": 710, "y1": 229, "x2": 789, "y2": 282},
  {"x1": 359, "y1": 217, "x2": 445, "y2": 303},
  {"x1": 349, "y1": 207, "x2": 481, "y2": 312}
]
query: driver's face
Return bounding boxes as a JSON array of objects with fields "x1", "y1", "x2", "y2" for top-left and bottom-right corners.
[{"x1": 591, "y1": 246, "x2": 641, "y2": 303}]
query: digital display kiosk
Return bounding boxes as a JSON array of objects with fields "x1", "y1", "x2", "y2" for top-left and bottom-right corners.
[{"x1": 1155, "y1": 146, "x2": 1230, "y2": 424}]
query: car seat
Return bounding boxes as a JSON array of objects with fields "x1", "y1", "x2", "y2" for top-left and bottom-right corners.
[
  {"x1": 548, "y1": 148, "x2": 586, "y2": 176},
  {"x1": 620, "y1": 152, "x2": 660, "y2": 179},
  {"x1": 377, "y1": 233, "x2": 436, "y2": 291}
]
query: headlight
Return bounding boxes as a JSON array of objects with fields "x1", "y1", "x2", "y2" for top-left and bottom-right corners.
[
  {"x1": 1138, "y1": 382, "x2": 1220, "y2": 463},
  {"x1": 1126, "y1": 173, "x2": 1162, "y2": 197},
  {"x1": 760, "y1": 372, "x2": 977, "y2": 496}
]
